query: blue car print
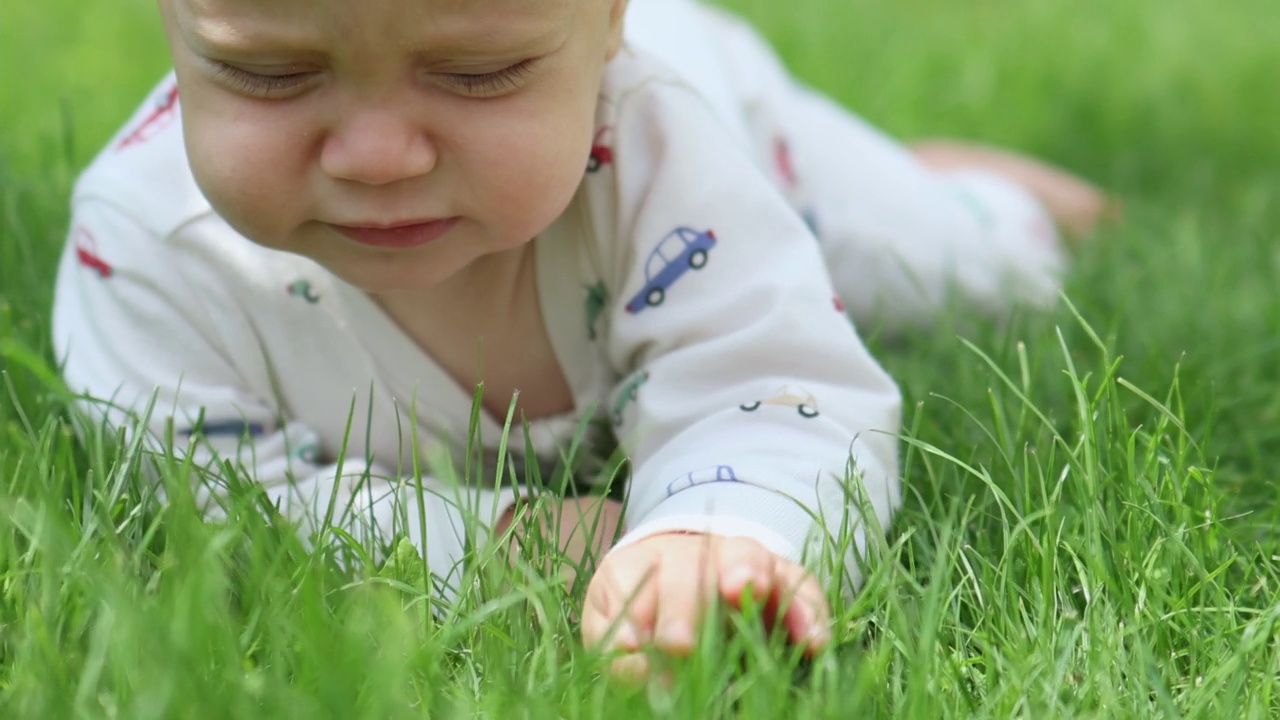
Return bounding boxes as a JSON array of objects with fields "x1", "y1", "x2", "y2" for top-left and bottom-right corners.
[
  {"x1": 666, "y1": 464, "x2": 739, "y2": 497},
  {"x1": 625, "y1": 227, "x2": 717, "y2": 314}
]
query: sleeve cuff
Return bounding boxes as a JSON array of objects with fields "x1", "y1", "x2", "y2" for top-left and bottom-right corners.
[
  {"x1": 612, "y1": 482, "x2": 817, "y2": 563},
  {"x1": 611, "y1": 481, "x2": 877, "y2": 590}
]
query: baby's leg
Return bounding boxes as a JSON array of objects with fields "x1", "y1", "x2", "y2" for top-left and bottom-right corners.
[
  {"x1": 781, "y1": 102, "x2": 1069, "y2": 327},
  {"x1": 909, "y1": 140, "x2": 1114, "y2": 242},
  {"x1": 696, "y1": 9, "x2": 1074, "y2": 328}
]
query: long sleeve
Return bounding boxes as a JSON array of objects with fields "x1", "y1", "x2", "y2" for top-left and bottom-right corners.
[
  {"x1": 53, "y1": 198, "x2": 519, "y2": 595},
  {"x1": 589, "y1": 54, "x2": 903, "y2": 589}
]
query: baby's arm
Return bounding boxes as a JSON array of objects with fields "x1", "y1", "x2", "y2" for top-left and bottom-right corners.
[
  {"x1": 53, "y1": 200, "x2": 520, "y2": 597},
  {"x1": 579, "y1": 58, "x2": 902, "y2": 668}
]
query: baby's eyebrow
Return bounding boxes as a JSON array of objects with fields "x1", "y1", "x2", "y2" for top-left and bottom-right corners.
[
  {"x1": 412, "y1": 24, "x2": 569, "y2": 62},
  {"x1": 178, "y1": 4, "x2": 318, "y2": 58},
  {"x1": 400, "y1": 3, "x2": 577, "y2": 60}
]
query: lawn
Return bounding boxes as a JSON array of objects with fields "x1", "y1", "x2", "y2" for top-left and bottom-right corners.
[{"x1": 2, "y1": 0, "x2": 1279, "y2": 717}]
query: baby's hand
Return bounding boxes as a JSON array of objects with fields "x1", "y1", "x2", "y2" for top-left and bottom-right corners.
[{"x1": 581, "y1": 532, "x2": 831, "y2": 681}]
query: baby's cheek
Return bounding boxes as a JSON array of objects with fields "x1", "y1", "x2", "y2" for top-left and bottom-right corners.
[
  {"x1": 487, "y1": 128, "x2": 592, "y2": 240},
  {"x1": 184, "y1": 114, "x2": 303, "y2": 246},
  {"x1": 452, "y1": 85, "x2": 595, "y2": 233}
]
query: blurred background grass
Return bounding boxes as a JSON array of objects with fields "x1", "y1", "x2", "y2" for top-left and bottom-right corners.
[{"x1": 0, "y1": 0, "x2": 167, "y2": 177}]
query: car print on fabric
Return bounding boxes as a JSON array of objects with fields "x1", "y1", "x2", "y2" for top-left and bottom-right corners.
[
  {"x1": 180, "y1": 419, "x2": 266, "y2": 438},
  {"x1": 948, "y1": 184, "x2": 996, "y2": 232},
  {"x1": 116, "y1": 84, "x2": 180, "y2": 151},
  {"x1": 625, "y1": 226, "x2": 717, "y2": 314},
  {"x1": 587, "y1": 126, "x2": 614, "y2": 173},
  {"x1": 800, "y1": 208, "x2": 820, "y2": 236},
  {"x1": 612, "y1": 370, "x2": 650, "y2": 425},
  {"x1": 666, "y1": 464, "x2": 740, "y2": 497},
  {"x1": 287, "y1": 279, "x2": 321, "y2": 304},
  {"x1": 73, "y1": 226, "x2": 113, "y2": 279},
  {"x1": 771, "y1": 134, "x2": 820, "y2": 236},
  {"x1": 1028, "y1": 214, "x2": 1057, "y2": 249},
  {"x1": 773, "y1": 135, "x2": 799, "y2": 190},
  {"x1": 584, "y1": 281, "x2": 608, "y2": 340},
  {"x1": 740, "y1": 385, "x2": 820, "y2": 418},
  {"x1": 289, "y1": 439, "x2": 321, "y2": 464}
]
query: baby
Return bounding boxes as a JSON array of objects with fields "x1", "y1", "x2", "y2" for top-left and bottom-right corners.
[{"x1": 53, "y1": 0, "x2": 1105, "y2": 680}]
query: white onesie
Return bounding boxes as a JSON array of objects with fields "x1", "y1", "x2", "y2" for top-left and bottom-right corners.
[{"x1": 53, "y1": 0, "x2": 1062, "y2": 597}]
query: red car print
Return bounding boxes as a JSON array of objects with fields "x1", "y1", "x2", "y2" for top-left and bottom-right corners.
[
  {"x1": 1029, "y1": 215, "x2": 1058, "y2": 248},
  {"x1": 116, "y1": 85, "x2": 180, "y2": 151},
  {"x1": 587, "y1": 126, "x2": 614, "y2": 173},
  {"x1": 773, "y1": 135, "x2": 798, "y2": 189},
  {"x1": 73, "y1": 226, "x2": 113, "y2": 279}
]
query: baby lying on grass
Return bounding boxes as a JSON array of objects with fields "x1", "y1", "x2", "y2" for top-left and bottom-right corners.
[{"x1": 53, "y1": 0, "x2": 1106, "y2": 680}]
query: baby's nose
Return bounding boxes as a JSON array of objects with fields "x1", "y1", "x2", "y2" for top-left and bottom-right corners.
[{"x1": 319, "y1": 106, "x2": 436, "y2": 185}]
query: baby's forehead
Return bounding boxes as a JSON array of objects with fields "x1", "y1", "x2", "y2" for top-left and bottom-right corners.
[
  {"x1": 172, "y1": 0, "x2": 582, "y2": 22},
  {"x1": 171, "y1": 0, "x2": 587, "y2": 51}
]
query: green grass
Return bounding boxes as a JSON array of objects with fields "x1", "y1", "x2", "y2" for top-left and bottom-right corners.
[{"x1": 3, "y1": 0, "x2": 1280, "y2": 716}]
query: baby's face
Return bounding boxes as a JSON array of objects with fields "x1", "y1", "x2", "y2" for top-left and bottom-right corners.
[{"x1": 160, "y1": 0, "x2": 625, "y2": 293}]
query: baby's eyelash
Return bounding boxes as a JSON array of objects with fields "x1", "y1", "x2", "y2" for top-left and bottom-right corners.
[
  {"x1": 440, "y1": 59, "x2": 537, "y2": 96},
  {"x1": 208, "y1": 59, "x2": 536, "y2": 98},
  {"x1": 212, "y1": 63, "x2": 314, "y2": 97}
]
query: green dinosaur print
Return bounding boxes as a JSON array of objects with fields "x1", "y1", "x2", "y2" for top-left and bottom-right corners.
[
  {"x1": 584, "y1": 281, "x2": 607, "y2": 340},
  {"x1": 949, "y1": 185, "x2": 996, "y2": 232},
  {"x1": 612, "y1": 370, "x2": 650, "y2": 425},
  {"x1": 287, "y1": 279, "x2": 320, "y2": 304}
]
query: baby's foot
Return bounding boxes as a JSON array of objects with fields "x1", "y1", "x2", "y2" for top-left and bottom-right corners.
[{"x1": 911, "y1": 139, "x2": 1118, "y2": 242}]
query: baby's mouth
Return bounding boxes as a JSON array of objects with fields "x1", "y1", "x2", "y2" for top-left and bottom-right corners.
[{"x1": 330, "y1": 217, "x2": 460, "y2": 249}]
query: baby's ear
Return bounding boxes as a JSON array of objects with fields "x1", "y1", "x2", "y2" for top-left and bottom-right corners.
[{"x1": 604, "y1": 0, "x2": 629, "y2": 59}]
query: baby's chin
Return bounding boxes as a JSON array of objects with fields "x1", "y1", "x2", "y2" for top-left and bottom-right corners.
[
  {"x1": 233, "y1": 227, "x2": 435, "y2": 290},
  {"x1": 315, "y1": 259, "x2": 455, "y2": 297},
  {"x1": 319, "y1": 247, "x2": 514, "y2": 299}
]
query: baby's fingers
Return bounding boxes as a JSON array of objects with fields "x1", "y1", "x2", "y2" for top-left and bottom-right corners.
[
  {"x1": 581, "y1": 545, "x2": 661, "y2": 653},
  {"x1": 650, "y1": 537, "x2": 725, "y2": 655},
  {"x1": 770, "y1": 562, "x2": 831, "y2": 654},
  {"x1": 715, "y1": 536, "x2": 778, "y2": 606}
]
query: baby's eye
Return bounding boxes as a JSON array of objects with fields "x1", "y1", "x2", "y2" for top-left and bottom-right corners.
[
  {"x1": 211, "y1": 62, "x2": 317, "y2": 98},
  {"x1": 437, "y1": 59, "x2": 537, "y2": 98}
]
